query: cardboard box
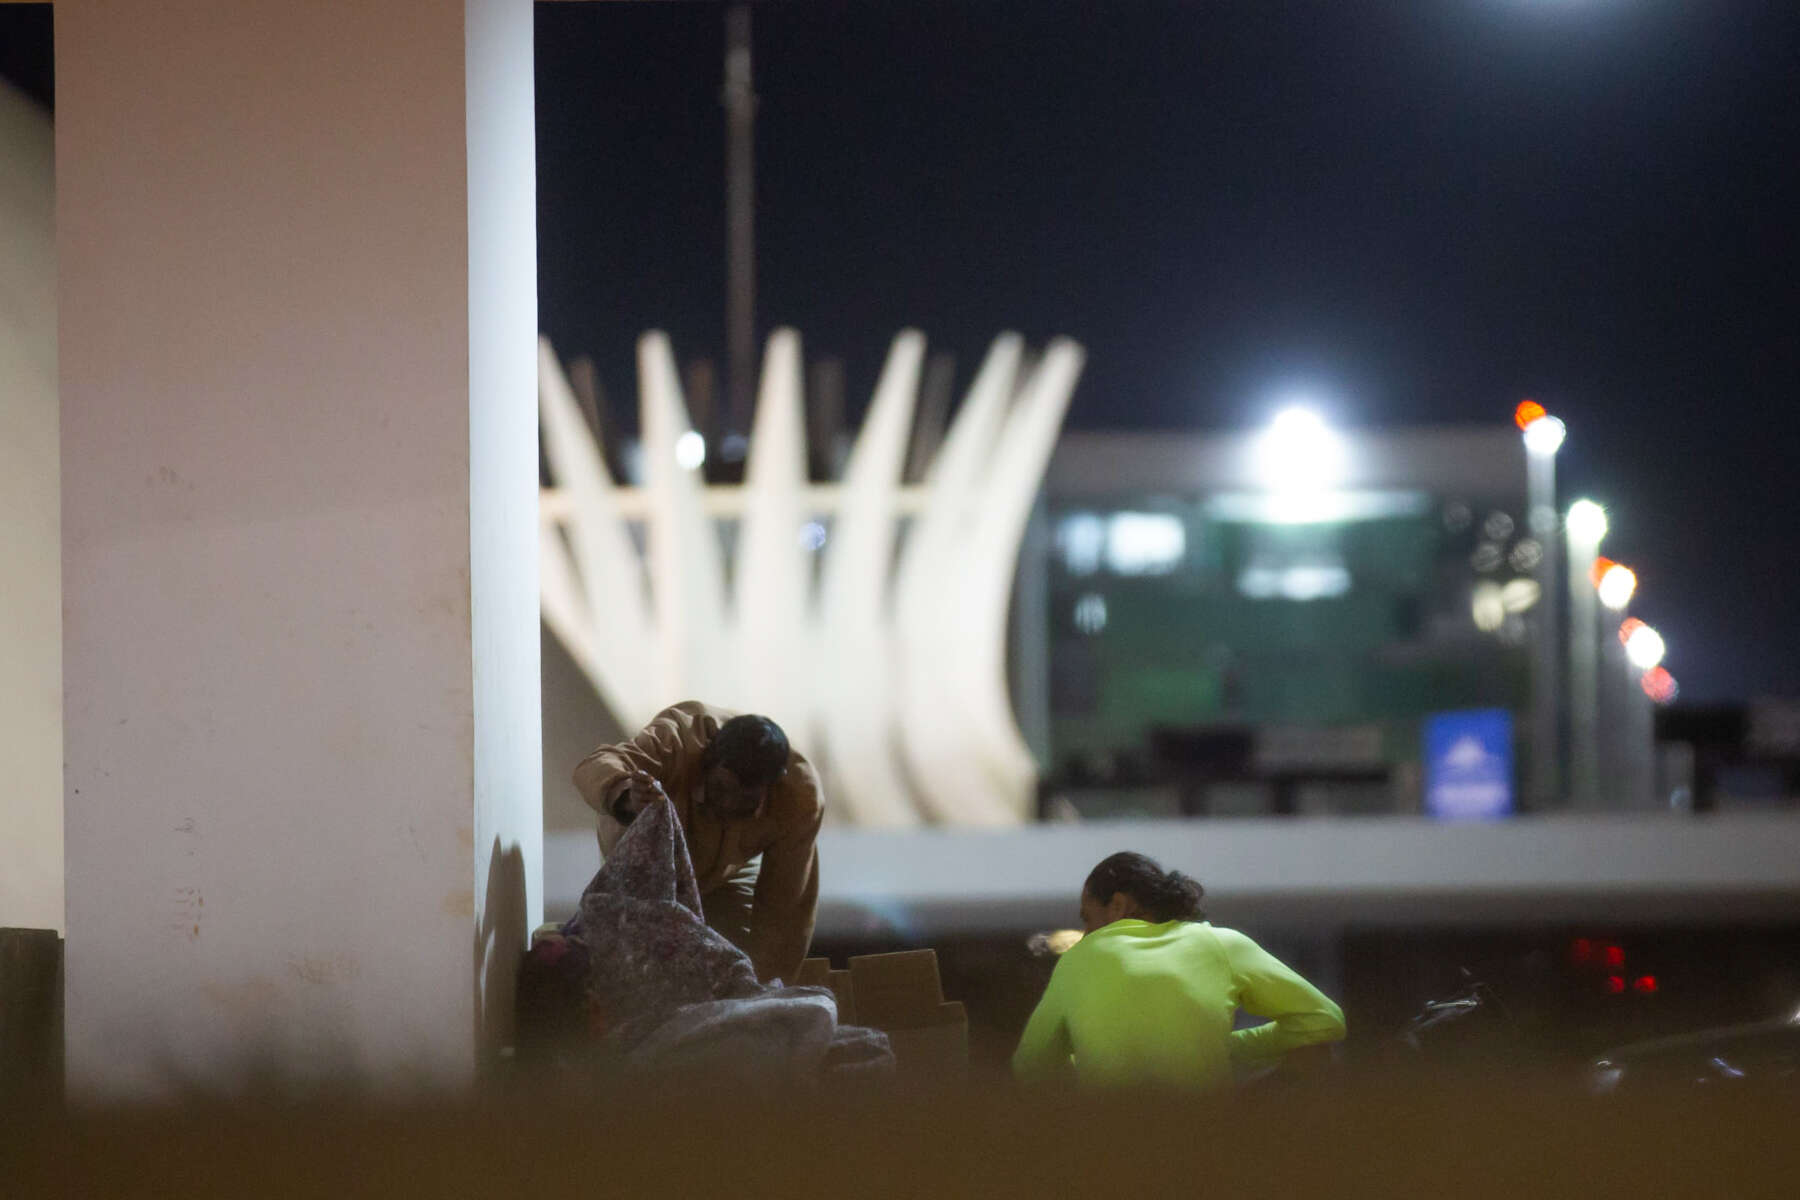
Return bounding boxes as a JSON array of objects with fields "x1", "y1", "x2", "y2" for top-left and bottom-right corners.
[
  {"x1": 806, "y1": 950, "x2": 969, "y2": 1073},
  {"x1": 886, "y1": 1004, "x2": 969, "y2": 1078},
  {"x1": 848, "y1": 950, "x2": 945, "y2": 1031},
  {"x1": 794, "y1": 957, "x2": 832, "y2": 988},
  {"x1": 826, "y1": 969, "x2": 857, "y2": 1026}
]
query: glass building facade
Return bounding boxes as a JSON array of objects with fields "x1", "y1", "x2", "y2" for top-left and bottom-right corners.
[{"x1": 1016, "y1": 426, "x2": 1538, "y2": 814}]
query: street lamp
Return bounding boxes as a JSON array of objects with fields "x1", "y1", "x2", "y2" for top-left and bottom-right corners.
[
  {"x1": 1254, "y1": 405, "x2": 1346, "y2": 523},
  {"x1": 1256, "y1": 405, "x2": 1345, "y2": 489},
  {"x1": 1566, "y1": 498, "x2": 1608, "y2": 809},
  {"x1": 1567, "y1": 498, "x2": 1608, "y2": 544},
  {"x1": 1596, "y1": 562, "x2": 1637, "y2": 611},
  {"x1": 1611, "y1": 617, "x2": 1665, "y2": 810},
  {"x1": 1622, "y1": 620, "x2": 1666, "y2": 671},
  {"x1": 1519, "y1": 401, "x2": 1566, "y2": 810},
  {"x1": 1522, "y1": 414, "x2": 1567, "y2": 458}
]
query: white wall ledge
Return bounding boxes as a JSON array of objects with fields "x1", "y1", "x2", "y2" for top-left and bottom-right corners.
[{"x1": 546, "y1": 813, "x2": 1800, "y2": 938}]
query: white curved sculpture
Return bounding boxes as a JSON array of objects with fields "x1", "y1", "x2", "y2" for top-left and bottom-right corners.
[
  {"x1": 815, "y1": 331, "x2": 925, "y2": 824},
  {"x1": 539, "y1": 327, "x2": 1084, "y2": 825}
]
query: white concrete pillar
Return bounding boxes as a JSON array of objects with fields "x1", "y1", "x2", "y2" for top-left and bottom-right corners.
[
  {"x1": 57, "y1": 0, "x2": 540, "y2": 1098},
  {"x1": 0, "y1": 80, "x2": 61, "y2": 934}
]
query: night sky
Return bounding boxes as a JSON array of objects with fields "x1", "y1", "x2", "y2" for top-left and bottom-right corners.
[{"x1": 7, "y1": 2, "x2": 1798, "y2": 702}]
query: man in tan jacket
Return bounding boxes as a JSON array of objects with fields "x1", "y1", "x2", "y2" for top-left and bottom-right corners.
[{"x1": 573, "y1": 700, "x2": 824, "y2": 984}]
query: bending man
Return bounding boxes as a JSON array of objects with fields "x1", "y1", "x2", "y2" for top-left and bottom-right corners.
[{"x1": 574, "y1": 701, "x2": 824, "y2": 984}]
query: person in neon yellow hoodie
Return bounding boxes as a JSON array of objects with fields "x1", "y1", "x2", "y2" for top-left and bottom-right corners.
[{"x1": 1013, "y1": 852, "x2": 1345, "y2": 1089}]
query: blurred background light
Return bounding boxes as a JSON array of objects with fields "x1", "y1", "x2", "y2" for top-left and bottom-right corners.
[
  {"x1": 1567, "y1": 498, "x2": 1608, "y2": 543},
  {"x1": 1277, "y1": 563, "x2": 1351, "y2": 601},
  {"x1": 1597, "y1": 562, "x2": 1637, "y2": 610},
  {"x1": 1522, "y1": 414, "x2": 1567, "y2": 457},
  {"x1": 1104, "y1": 512, "x2": 1185, "y2": 575},
  {"x1": 1641, "y1": 666, "x2": 1679, "y2": 704},
  {"x1": 1073, "y1": 592, "x2": 1108, "y2": 635},
  {"x1": 1055, "y1": 512, "x2": 1105, "y2": 575},
  {"x1": 1472, "y1": 581, "x2": 1506, "y2": 632},
  {"x1": 1207, "y1": 489, "x2": 1429, "y2": 525},
  {"x1": 1500, "y1": 578, "x2": 1541, "y2": 613},
  {"x1": 1255, "y1": 405, "x2": 1346, "y2": 492},
  {"x1": 1624, "y1": 622, "x2": 1667, "y2": 670},
  {"x1": 674, "y1": 429, "x2": 707, "y2": 470},
  {"x1": 1238, "y1": 561, "x2": 1353, "y2": 602}
]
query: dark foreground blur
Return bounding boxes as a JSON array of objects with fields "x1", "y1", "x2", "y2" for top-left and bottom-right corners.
[{"x1": 5, "y1": 1067, "x2": 1798, "y2": 1198}]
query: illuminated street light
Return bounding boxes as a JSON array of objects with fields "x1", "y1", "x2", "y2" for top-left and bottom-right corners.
[
  {"x1": 1596, "y1": 563, "x2": 1637, "y2": 611},
  {"x1": 1566, "y1": 497, "x2": 1609, "y2": 809},
  {"x1": 1522, "y1": 414, "x2": 1567, "y2": 458},
  {"x1": 1256, "y1": 405, "x2": 1345, "y2": 490},
  {"x1": 1567, "y1": 498, "x2": 1608, "y2": 544},
  {"x1": 1520, "y1": 401, "x2": 1565, "y2": 808},
  {"x1": 1623, "y1": 621, "x2": 1666, "y2": 671}
]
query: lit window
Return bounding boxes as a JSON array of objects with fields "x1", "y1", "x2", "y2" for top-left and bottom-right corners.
[
  {"x1": 1471, "y1": 582, "x2": 1506, "y2": 632},
  {"x1": 1276, "y1": 564, "x2": 1350, "y2": 601},
  {"x1": 1104, "y1": 512, "x2": 1186, "y2": 575},
  {"x1": 1073, "y1": 593, "x2": 1108, "y2": 635},
  {"x1": 1500, "y1": 578, "x2": 1541, "y2": 613},
  {"x1": 1238, "y1": 562, "x2": 1351, "y2": 602},
  {"x1": 1056, "y1": 513, "x2": 1105, "y2": 576}
]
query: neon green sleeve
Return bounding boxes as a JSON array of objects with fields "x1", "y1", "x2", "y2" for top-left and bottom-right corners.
[
  {"x1": 1011, "y1": 956, "x2": 1077, "y2": 1081},
  {"x1": 1218, "y1": 928, "x2": 1347, "y2": 1062}
]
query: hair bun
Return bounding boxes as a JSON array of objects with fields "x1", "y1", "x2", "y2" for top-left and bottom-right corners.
[
  {"x1": 1083, "y1": 851, "x2": 1206, "y2": 924},
  {"x1": 1160, "y1": 870, "x2": 1205, "y2": 921}
]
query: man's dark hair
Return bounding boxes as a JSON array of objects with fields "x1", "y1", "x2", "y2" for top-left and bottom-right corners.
[
  {"x1": 1084, "y1": 851, "x2": 1205, "y2": 923},
  {"x1": 703, "y1": 714, "x2": 790, "y2": 787}
]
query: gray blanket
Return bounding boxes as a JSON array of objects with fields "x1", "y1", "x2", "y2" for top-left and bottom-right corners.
[{"x1": 566, "y1": 795, "x2": 892, "y2": 1083}]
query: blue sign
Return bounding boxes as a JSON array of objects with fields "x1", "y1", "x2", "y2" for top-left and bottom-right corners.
[{"x1": 1423, "y1": 709, "x2": 1515, "y2": 821}]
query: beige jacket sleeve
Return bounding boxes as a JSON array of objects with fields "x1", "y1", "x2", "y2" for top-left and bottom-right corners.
[
  {"x1": 572, "y1": 704, "x2": 704, "y2": 855},
  {"x1": 745, "y1": 759, "x2": 825, "y2": 984}
]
